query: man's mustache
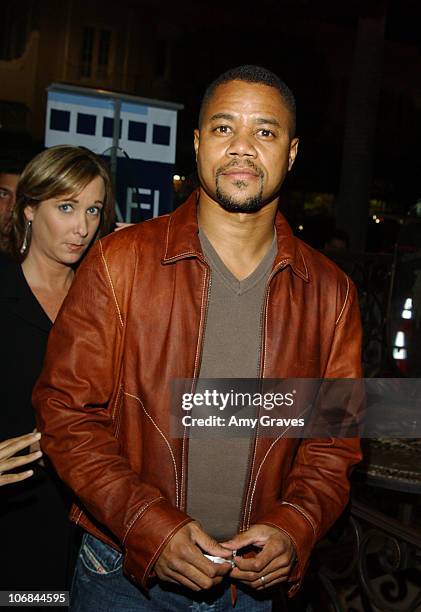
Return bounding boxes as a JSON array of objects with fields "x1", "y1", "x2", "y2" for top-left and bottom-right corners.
[{"x1": 216, "y1": 160, "x2": 264, "y2": 179}]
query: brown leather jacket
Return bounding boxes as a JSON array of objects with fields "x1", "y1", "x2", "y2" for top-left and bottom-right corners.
[{"x1": 33, "y1": 191, "x2": 362, "y2": 596}]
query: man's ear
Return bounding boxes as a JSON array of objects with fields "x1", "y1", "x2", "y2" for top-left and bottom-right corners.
[
  {"x1": 288, "y1": 137, "x2": 299, "y2": 171},
  {"x1": 194, "y1": 129, "x2": 200, "y2": 161}
]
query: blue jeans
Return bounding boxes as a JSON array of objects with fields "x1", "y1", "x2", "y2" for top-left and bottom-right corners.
[{"x1": 70, "y1": 533, "x2": 277, "y2": 611}]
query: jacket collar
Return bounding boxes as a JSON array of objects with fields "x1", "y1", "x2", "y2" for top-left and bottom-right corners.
[{"x1": 162, "y1": 190, "x2": 310, "y2": 282}]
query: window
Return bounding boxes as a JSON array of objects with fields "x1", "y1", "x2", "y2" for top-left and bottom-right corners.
[
  {"x1": 97, "y1": 30, "x2": 111, "y2": 79},
  {"x1": 103, "y1": 117, "x2": 122, "y2": 138},
  {"x1": 0, "y1": 0, "x2": 33, "y2": 60},
  {"x1": 50, "y1": 109, "x2": 70, "y2": 132},
  {"x1": 153, "y1": 125, "x2": 170, "y2": 146},
  {"x1": 80, "y1": 27, "x2": 94, "y2": 78},
  {"x1": 128, "y1": 121, "x2": 147, "y2": 142},
  {"x1": 77, "y1": 113, "x2": 96, "y2": 135},
  {"x1": 80, "y1": 26, "x2": 113, "y2": 80}
]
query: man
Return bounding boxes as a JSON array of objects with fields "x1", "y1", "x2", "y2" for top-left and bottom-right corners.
[
  {"x1": 0, "y1": 160, "x2": 22, "y2": 255},
  {"x1": 34, "y1": 65, "x2": 362, "y2": 610}
]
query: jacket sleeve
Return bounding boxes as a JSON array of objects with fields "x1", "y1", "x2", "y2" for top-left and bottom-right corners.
[
  {"x1": 32, "y1": 239, "x2": 192, "y2": 588},
  {"x1": 258, "y1": 277, "x2": 363, "y2": 597}
]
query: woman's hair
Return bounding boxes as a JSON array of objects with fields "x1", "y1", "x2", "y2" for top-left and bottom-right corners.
[{"x1": 12, "y1": 145, "x2": 115, "y2": 261}]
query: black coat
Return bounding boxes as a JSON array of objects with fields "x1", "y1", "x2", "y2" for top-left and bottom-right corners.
[
  {"x1": 0, "y1": 260, "x2": 79, "y2": 592},
  {"x1": 0, "y1": 260, "x2": 52, "y2": 438}
]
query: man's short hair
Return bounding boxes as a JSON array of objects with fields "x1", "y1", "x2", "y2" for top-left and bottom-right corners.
[
  {"x1": 198, "y1": 65, "x2": 296, "y2": 135},
  {"x1": 0, "y1": 158, "x2": 27, "y2": 176}
]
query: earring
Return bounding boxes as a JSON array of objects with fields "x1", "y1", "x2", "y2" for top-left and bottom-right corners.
[{"x1": 20, "y1": 220, "x2": 32, "y2": 255}]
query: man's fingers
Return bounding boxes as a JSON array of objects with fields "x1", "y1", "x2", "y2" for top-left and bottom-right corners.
[
  {"x1": 156, "y1": 567, "x2": 202, "y2": 592},
  {"x1": 0, "y1": 469, "x2": 34, "y2": 486},
  {"x1": 232, "y1": 560, "x2": 293, "y2": 589},
  {"x1": 232, "y1": 531, "x2": 293, "y2": 573},
  {"x1": 254, "y1": 566, "x2": 292, "y2": 590},
  {"x1": 154, "y1": 522, "x2": 232, "y2": 591},
  {"x1": 160, "y1": 566, "x2": 224, "y2": 592},
  {"x1": 230, "y1": 531, "x2": 295, "y2": 586},
  {"x1": 181, "y1": 544, "x2": 231, "y2": 579},
  {"x1": 192, "y1": 528, "x2": 233, "y2": 560},
  {"x1": 221, "y1": 532, "x2": 255, "y2": 551},
  {"x1": 167, "y1": 557, "x2": 224, "y2": 590},
  {"x1": 232, "y1": 547, "x2": 274, "y2": 574},
  {"x1": 222, "y1": 526, "x2": 271, "y2": 551},
  {"x1": 231, "y1": 552, "x2": 291, "y2": 581},
  {"x1": 225, "y1": 526, "x2": 295, "y2": 590},
  {"x1": 156, "y1": 550, "x2": 226, "y2": 590}
]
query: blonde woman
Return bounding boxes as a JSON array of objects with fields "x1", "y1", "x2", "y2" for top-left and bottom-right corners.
[{"x1": 0, "y1": 145, "x2": 115, "y2": 593}]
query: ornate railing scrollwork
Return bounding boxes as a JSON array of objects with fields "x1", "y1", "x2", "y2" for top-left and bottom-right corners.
[{"x1": 312, "y1": 499, "x2": 421, "y2": 611}]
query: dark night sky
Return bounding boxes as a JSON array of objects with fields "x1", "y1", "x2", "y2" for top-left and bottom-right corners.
[
  {"x1": 2, "y1": 0, "x2": 420, "y2": 208},
  {"x1": 157, "y1": 0, "x2": 421, "y2": 209}
]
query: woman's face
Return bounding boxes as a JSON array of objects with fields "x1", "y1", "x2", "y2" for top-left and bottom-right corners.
[{"x1": 24, "y1": 176, "x2": 105, "y2": 266}]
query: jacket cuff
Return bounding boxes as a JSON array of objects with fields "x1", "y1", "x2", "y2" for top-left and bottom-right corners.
[
  {"x1": 122, "y1": 498, "x2": 193, "y2": 588},
  {"x1": 257, "y1": 501, "x2": 316, "y2": 596}
]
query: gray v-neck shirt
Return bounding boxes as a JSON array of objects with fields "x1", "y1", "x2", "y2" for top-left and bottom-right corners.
[{"x1": 186, "y1": 229, "x2": 277, "y2": 540}]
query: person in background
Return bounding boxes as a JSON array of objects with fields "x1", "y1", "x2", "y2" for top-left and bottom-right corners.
[
  {"x1": 0, "y1": 145, "x2": 115, "y2": 593},
  {"x1": 0, "y1": 158, "x2": 26, "y2": 257}
]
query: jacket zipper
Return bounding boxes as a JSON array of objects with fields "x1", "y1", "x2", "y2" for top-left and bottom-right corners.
[{"x1": 238, "y1": 259, "x2": 289, "y2": 531}]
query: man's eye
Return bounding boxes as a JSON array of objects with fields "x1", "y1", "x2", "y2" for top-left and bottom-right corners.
[
  {"x1": 87, "y1": 206, "x2": 101, "y2": 216},
  {"x1": 58, "y1": 203, "x2": 72, "y2": 213},
  {"x1": 258, "y1": 129, "x2": 275, "y2": 138},
  {"x1": 214, "y1": 125, "x2": 232, "y2": 134},
  {"x1": 0, "y1": 189, "x2": 9, "y2": 198}
]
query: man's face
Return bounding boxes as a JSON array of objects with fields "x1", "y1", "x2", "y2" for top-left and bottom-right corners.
[
  {"x1": 0, "y1": 172, "x2": 19, "y2": 234},
  {"x1": 194, "y1": 81, "x2": 299, "y2": 212}
]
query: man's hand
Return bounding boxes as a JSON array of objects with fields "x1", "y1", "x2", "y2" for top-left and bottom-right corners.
[
  {"x1": 154, "y1": 521, "x2": 233, "y2": 591},
  {"x1": 222, "y1": 525, "x2": 296, "y2": 590},
  {"x1": 0, "y1": 432, "x2": 43, "y2": 486}
]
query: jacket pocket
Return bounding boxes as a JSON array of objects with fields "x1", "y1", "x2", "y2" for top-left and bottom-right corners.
[{"x1": 79, "y1": 533, "x2": 123, "y2": 576}]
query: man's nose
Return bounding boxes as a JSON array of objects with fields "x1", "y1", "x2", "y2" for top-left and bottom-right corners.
[{"x1": 227, "y1": 131, "x2": 257, "y2": 157}]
